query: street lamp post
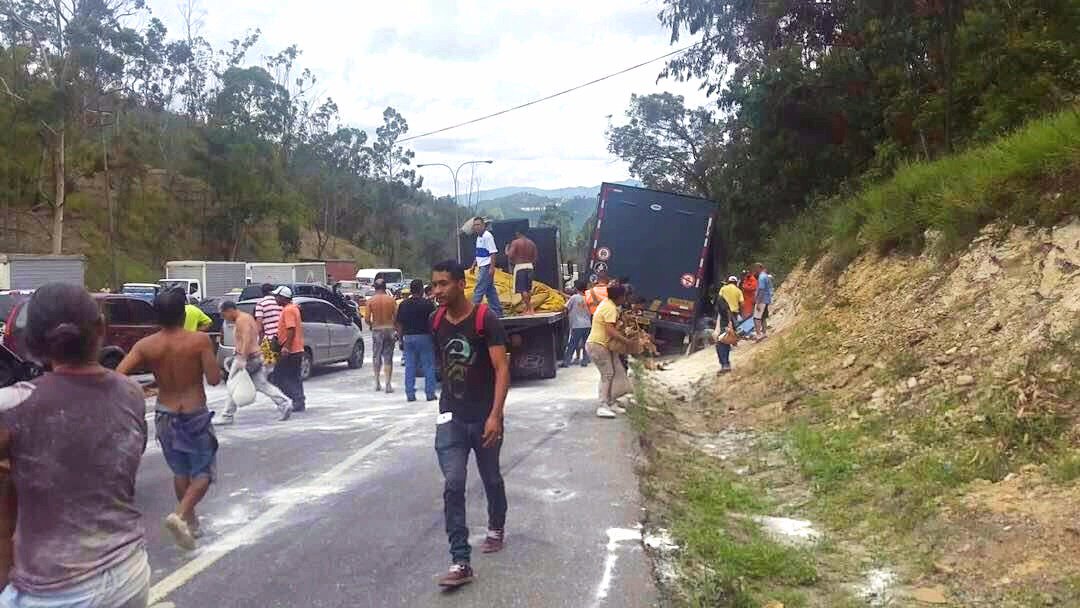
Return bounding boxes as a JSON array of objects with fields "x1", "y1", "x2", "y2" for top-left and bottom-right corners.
[{"x1": 418, "y1": 160, "x2": 494, "y2": 262}]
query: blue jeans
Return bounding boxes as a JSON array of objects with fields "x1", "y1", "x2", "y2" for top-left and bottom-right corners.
[
  {"x1": 563, "y1": 328, "x2": 591, "y2": 366},
  {"x1": 716, "y1": 342, "x2": 732, "y2": 368},
  {"x1": 472, "y1": 265, "x2": 504, "y2": 317},
  {"x1": 435, "y1": 417, "x2": 507, "y2": 564},
  {"x1": 403, "y1": 334, "x2": 437, "y2": 400},
  {"x1": 0, "y1": 547, "x2": 149, "y2": 608}
]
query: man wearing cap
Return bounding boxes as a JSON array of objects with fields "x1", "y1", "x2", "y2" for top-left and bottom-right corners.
[
  {"x1": 272, "y1": 286, "x2": 306, "y2": 411},
  {"x1": 719, "y1": 275, "x2": 744, "y2": 324}
]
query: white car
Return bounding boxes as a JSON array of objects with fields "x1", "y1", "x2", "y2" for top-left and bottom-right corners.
[{"x1": 218, "y1": 296, "x2": 365, "y2": 380}]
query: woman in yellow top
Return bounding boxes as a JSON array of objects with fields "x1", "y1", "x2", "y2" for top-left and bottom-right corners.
[{"x1": 584, "y1": 284, "x2": 638, "y2": 419}]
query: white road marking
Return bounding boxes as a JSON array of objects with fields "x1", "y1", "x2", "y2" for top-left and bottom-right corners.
[
  {"x1": 147, "y1": 413, "x2": 424, "y2": 604},
  {"x1": 593, "y1": 526, "x2": 643, "y2": 604}
]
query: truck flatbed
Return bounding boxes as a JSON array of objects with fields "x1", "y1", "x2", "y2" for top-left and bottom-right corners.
[{"x1": 500, "y1": 310, "x2": 566, "y2": 327}]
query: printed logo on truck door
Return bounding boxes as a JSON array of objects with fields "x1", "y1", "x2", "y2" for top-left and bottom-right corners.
[
  {"x1": 649, "y1": 203, "x2": 663, "y2": 212},
  {"x1": 680, "y1": 273, "x2": 695, "y2": 288},
  {"x1": 596, "y1": 247, "x2": 611, "y2": 262},
  {"x1": 593, "y1": 262, "x2": 609, "y2": 274}
]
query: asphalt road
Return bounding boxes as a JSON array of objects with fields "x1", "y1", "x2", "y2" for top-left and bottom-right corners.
[{"x1": 137, "y1": 350, "x2": 657, "y2": 608}]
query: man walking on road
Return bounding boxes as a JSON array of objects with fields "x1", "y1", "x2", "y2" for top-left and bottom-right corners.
[
  {"x1": 506, "y1": 228, "x2": 538, "y2": 315},
  {"x1": 430, "y1": 260, "x2": 510, "y2": 588},
  {"x1": 254, "y1": 283, "x2": 283, "y2": 379},
  {"x1": 219, "y1": 301, "x2": 292, "y2": 424},
  {"x1": 395, "y1": 279, "x2": 437, "y2": 402},
  {"x1": 118, "y1": 287, "x2": 221, "y2": 551},
  {"x1": 561, "y1": 278, "x2": 592, "y2": 367},
  {"x1": 470, "y1": 217, "x2": 504, "y2": 317},
  {"x1": 366, "y1": 279, "x2": 398, "y2": 393},
  {"x1": 273, "y1": 287, "x2": 306, "y2": 412},
  {"x1": 753, "y1": 263, "x2": 774, "y2": 340}
]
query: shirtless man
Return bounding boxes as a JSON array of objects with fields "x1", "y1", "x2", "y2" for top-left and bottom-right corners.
[
  {"x1": 118, "y1": 287, "x2": 221, "y2": 551},
  {"x1": 219, "y1": 301, "x2": 292, "y2": 424},
  {"x1": 506, "y1": 228, "x2": 538, "y2": 315},
  {"x1": 366, "y1": 279, "x2": 398, "y2": 393}
]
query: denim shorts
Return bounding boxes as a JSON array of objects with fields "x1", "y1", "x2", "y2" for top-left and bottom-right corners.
[
  {"x1": 155, "y1": 408, "x2": 217, "y2": 480},
  {"x1": 0, "y1": 546, "x2": 149, "y2": 608}
]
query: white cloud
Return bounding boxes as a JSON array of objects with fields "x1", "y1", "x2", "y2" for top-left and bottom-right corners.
[{"x1": 145, "y1": 0, "x2": 709, "y2": 196}]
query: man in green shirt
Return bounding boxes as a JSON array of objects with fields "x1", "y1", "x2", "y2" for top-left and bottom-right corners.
[{"x1": 183, "y1": 297, "x2": 212, "y2": 332}]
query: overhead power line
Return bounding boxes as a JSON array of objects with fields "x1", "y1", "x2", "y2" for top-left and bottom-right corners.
[{"x1": 398, "y1": 37, "x2": 712, "y2": 144}]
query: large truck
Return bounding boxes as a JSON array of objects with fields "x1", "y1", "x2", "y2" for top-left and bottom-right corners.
[
  {"x1": 300, "y1": 259, "x2": 357, "y2": 284},
  {"x1": 0, "y1": 254, "x2": 86, "y2": 290},
  {"x1": 160, "y1": 261, "x2": 247, "y2": 301},
  {"x1": 587, "y1": 183, "x2": 718, "y2": 352},
  {"x1": 246, "y1": 262, "x2": 328, "y2": 286},
  {"x1": 460, "y1": 219, "x2": 568, "y2": 380}
]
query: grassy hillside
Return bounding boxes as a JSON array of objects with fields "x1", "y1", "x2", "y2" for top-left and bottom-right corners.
[{"x1": 761, "y1": 108, "x2": 1080, "y2": 279}]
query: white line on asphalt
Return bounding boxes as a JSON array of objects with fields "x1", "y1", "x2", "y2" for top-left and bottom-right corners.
[
  {"x1": 592, "y1": 526, "x2": 643, "y2": 606},
  {"x1": 147, "y1": 413, "x2": 425, "y2": 605}
]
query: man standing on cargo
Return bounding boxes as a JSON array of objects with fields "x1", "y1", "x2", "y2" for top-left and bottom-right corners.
[
  {"x1": 117, "y1": 287, "x2": 221, "y2": 550},
  {"x1": 506, "y1": 228, "x2": 538, "y2": 315},
  {"x1": 366, "y1": 279, "x2": 398, "y2": 393},
  {"x1": 273, "y1": 287, "x2": 305, "y2": 411},
  {"x1": 470, "y1": 217, "x2": 504, "y2": 317},
  {"x1": 429, "y1": 260, "x2": 510, "y2": 589},
  {"x1": 753, "y1": 263, "x2": 774, "y2": 340}
]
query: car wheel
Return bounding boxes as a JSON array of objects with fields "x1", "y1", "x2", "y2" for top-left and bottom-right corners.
[
  {"x1": 347, "y1": 340, "x2": 364, "y2": 369},
  {"x1": 0, "y1": 359, "x2": 14, "y2": 388},
  {"x1": 300, "y1": 349, "x2": 313, "y2": 381},
  {"x1": 101, "y1": 351, "x2": 123, "y2": 370}
]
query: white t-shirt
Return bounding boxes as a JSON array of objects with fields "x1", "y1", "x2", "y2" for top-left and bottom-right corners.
[{"x1": 475, "y1": 231, "x2": 497, "y2": 267}]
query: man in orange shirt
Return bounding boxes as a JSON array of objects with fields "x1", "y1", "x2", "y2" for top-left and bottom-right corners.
[
  {"x1": 273, "y1": 286, "x2": 306, "y2": 412},
  {"x1": 740, "y1": 270, "x2": 757, "y2": 320},
  {"x1": 584, "y1": 270, "x2": 611, "y2": 316}
]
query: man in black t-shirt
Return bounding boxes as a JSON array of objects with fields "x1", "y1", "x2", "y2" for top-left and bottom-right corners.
[
  {"x1": 429, "y1": 260, "x2": 510, "y2": 588},
  {"x1": 395, "y1": 278, "x2": 438, "y2": 402}
]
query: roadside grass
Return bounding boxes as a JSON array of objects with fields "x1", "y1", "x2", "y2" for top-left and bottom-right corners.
[{"x1": 760, "y1": 107, "x2": 1080, "y2": 279}]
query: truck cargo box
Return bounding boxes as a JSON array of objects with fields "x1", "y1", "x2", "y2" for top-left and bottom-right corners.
[{"x1": 0, "y1": 254, "x2": 86, "y2": 290}]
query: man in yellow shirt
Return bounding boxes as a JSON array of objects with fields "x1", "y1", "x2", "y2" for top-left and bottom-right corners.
[
  {"x1": 585, "y1": 284, "x2": 637, "y2": 419},
  {"x1": 719, "y1": 276, "x2": 744, "y2": 323},
  {"x1": 183, "y1": 297, "x2": 212, "y2": 332}
]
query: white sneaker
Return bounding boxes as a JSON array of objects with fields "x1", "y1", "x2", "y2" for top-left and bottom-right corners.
[
  {"x1": 219, "y1": 414, "x2": 234, "y2": 425},
  {"x1": 611, "y1": 404, "x2": 627, "y2": 414},
  {"x1": 595, "y1": 406, "x2": 617, "y2": 418},
  {"x1": 164, "y1": 513, "x2": 196, "y2": 551}
]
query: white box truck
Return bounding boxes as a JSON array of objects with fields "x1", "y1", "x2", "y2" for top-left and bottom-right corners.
[
  {"x1": 0, "y1": 254, "x2": 86, "y2": 290},
  {"x1": 246, "y1": 262, "x2": 327, "y2": 286},
  {"x1": 160, "y1": 261, "x2": 247, "y2": 301}
]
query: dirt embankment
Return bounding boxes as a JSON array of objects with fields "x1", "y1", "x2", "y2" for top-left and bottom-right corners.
[{"x1": 638, "y1": 220, "x2": 1080, "y2": 607}]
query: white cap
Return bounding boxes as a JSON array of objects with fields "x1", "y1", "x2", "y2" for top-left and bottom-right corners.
[
  {"x1": 727, "y1": 275, "x2": 738, "y2": 283},
  {"x1": 272, "y1": 285, "x2": 293, "y2": 299}
]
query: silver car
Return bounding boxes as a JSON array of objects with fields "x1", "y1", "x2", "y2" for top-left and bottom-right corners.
[{"x1": 219, "y1": 296, "x2": 365, "y2": 380}]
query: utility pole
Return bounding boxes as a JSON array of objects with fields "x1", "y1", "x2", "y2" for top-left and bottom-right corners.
[{"x1": 417, "y1": 160, "x2": 494, "y2": 262}]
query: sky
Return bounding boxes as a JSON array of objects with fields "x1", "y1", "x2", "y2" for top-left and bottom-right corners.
[{"x1": 143, "y1": 0, "x2": 709, "y2": 198}]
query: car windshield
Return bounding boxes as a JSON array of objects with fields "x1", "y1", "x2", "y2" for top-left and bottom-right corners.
[
  {"x1": 0, "y1": 293, "x2": 29, "y2": 321},
  {"x1": 158, "y1": 280, "x2": 189, "y2": 292},
  {"x1": 123, "y1": 286, "x2": 156, "y2": 294}
]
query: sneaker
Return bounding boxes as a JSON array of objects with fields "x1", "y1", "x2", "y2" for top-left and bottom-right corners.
[
  {"x1": 558, "y1": 362, "x2": 569, "y2": 368},
  {"x1": 278, "y1": 403, "x2": 292, "y2": 421},
  {"x1": 481, "y1": 529, "x2": 505, "y2": 553},
  {"x1": 291, "y1": 404, "x2": 305, "y2": 412},
  {"x1": 437, "y1": 563, "x2": 474, "y2": 588},
  {"x1": 185, "y1": 516, "x2": 203, "y2": 539},
  {"x1": 407, "y1": 395, "x2": 417, "y2": 402},
  {"x1": 385, "y1": 384, "x2": 394, "y2": 394},
  {"x1": 611, "y1": 404, "x2": 627, "y2": 415},
  {"x1": 219, "y1": 414, "x2": 234, "y2": 425},
  {"x1": 595, "y1": 406, "x2": 616, "y2": 419},
  {"x1": 164, "y1": 513, "x2": 196, "y2": 551},
  {"x1": 720, "y1": 365, "x2": 732, "y2": 374},
  {"x1": 581, "y1": 361, "x2": 590, "y2": 368},
  {"x1": 374, "y1": 382, "x2": 382, "y2": 392},
  {"x1": 427, "y1": 395, "x2": 438, "y2": 402}
]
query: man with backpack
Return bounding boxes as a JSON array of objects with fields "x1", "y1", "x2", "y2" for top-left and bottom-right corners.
[{"x1": 428, "y1": 260, "x2": 510, "y2": 589}]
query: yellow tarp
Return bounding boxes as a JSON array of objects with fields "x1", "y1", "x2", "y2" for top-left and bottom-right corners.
[{"x1": 466, "y1": 267, "x2": 566, "y2": 316}]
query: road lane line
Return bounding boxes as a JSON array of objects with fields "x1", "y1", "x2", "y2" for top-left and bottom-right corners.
[{"x1": 147, "y1": 413, "x2": 424, "y2": 605}]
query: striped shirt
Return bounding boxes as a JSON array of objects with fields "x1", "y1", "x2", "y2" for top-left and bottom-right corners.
[{"x1": 254, "y1": 295, "x2": 283, "y2": 338}]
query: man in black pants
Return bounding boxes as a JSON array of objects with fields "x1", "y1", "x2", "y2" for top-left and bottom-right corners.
[{"x1": 429, "y1": 260, "x2": 510, "y2": 588}]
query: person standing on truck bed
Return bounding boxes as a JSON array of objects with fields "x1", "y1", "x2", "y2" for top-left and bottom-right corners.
[
  {"x1": 367, "y1": 279, "x2": 398, "y2": 394},
  {"x1": 584, "y1": 270, "x2": 611, "y2": 316},
  {"x1": 585, "y1": 283, "x2": 639, "y2": 419},
  {"x1": 0, "y1": 283, "x2": 150, "y2": 607},
  {"x1": 506, "y1": 228, "x2": 539, "y2": 315},
  {"x1": 117, "y1": 287, "x2": 221, "y2": 552},
  {"x1": 470, "y1": 217, "x2": 504, "y2": 317},
  {"x1": 429, "y1": 260, "x2": 510, "y2": 589}
]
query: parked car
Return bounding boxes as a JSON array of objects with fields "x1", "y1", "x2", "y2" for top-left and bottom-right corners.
[
  {"x1": 2, "y1": 294, "x2": 160, "y2": 373},
  {"x1": 238, "y1": 283, "x2": 362, "y2": 329},
  {"x1": 218, "y1": 297, "x2": 364, "y2": 381}
]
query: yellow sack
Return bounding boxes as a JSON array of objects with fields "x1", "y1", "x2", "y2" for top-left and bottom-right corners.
[{"x1": 465, "y1": 267, "x2": 566, "y2": 316}]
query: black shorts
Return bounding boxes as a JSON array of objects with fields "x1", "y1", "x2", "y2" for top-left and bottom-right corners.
[{"x1": 514, "y1": 268, "x2": 533, "y2": 293}]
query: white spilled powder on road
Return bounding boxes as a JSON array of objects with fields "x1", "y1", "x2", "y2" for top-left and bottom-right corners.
[
  {"x1": 593, "y1": 526, "x2": 643, "y2": 605},
  {"x1": 208, "y1": 505, "x2": 254, "y2": 529},
  {"x1": 854, "y1": 568, "x2": 898, "y2": 606},
  {"x1": 642, "y1": 528, "x2": 680, "y2": 585},
  {"x1": 751, "y1": 515, "x2": 822, "y2": 546},
  {"x1": 265, "y1": 481, "x2": 349, "y2": 506}
]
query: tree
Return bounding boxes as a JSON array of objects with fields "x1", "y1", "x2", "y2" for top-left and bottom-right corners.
[{"x1": 370, "y1": 106, "x2": 419, "y2": 186}]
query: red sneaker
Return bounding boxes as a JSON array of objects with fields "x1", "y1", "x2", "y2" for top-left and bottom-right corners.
[
  {"x1": 437, "y1": 563, "x2": 474, "y2": 588},
  {"x1": 481, "y1": 529, "x2": 505, "y2": 553}
]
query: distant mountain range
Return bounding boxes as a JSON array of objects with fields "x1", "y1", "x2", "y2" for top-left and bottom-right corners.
[{"x1": 472, "y1": 180, "x2": 643, "y2": 203}]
